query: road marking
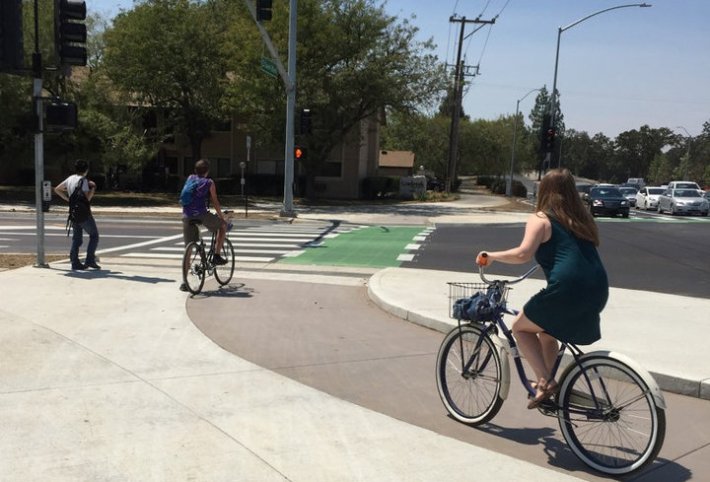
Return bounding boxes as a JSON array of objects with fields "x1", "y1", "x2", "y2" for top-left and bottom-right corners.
[{"x1": 397, "y1": 254, "x2": 415, "y2": 261}]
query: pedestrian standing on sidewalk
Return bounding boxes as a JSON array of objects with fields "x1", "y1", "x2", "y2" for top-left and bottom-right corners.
[
  {"x1": 179, "y1": 159, "x2": 228, "y2": 291},
  {"x1": 54, "y1": 159, "x2": 101, "y2": 270},
  {"x1": 476, "y1": 168, "x2": 608, "y2": 408}
]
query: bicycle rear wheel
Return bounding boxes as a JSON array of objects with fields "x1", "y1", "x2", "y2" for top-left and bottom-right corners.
[
  {"x1": 436, "y1": 324, "x2": 504, "y2": 425},
  {"x1": 558, "y1": 357, "x2": 665, "y2": 475},
  {"x1": 214, "y1": 238, "x2": 235, "y2": 285},
  {"x1": 182, "y1": 241, "x2": 205, "y2": 295}
]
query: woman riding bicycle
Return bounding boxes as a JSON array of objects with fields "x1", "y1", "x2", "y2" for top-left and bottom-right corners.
[
  {"x1": 477, "y1": 168, "x2": 608, "y2": 408},
  {"x1": 180, "y1": 159, "x2": 229, "y2": 291}
]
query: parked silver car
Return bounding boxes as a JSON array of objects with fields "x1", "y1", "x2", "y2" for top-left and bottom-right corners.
[
  {"x1": 635, "y1": 186, "x2": 665, "y2": 210},
  {"x1": 618, "y1": 187, "x2": 638, "y2": 207},
  {"x1": 657, "y1": 189, "x2": 709, "y2": 216}
]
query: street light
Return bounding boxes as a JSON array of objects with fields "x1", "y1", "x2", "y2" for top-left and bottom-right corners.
[
  {"x1": 507, "y1": 88, "x2": 540, "y2": 196},
  {"x1": 547, "y1": 3, "x2": 652, "y2": 170}
]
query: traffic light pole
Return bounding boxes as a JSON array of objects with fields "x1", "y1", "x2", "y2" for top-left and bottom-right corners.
[
  {"x1": 245, "y1": 0, "x2": 296, "y2": 217},
  {"x1": 280, "y1": 0, "x2": 297, "y2": 217},
  {"x1": 32, "y1": 0, "x2": 48, "y2": 267}
]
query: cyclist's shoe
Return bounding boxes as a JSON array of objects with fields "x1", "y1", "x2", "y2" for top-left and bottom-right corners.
[
  {"x1": 179, "y1": 283, "x2": 189, "y2": 292},
  {"x1": 212, "y1": 254, "x2": 228, "y2": 265}
]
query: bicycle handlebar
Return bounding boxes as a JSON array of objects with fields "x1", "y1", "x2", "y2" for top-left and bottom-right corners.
[{"x1": 476, "y1": 252, "x2": 538, "y2": 286}]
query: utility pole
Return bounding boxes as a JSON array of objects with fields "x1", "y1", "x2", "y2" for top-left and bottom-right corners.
[{"x1": 446, "y1": 16, "x2": 495, "y2": 193}]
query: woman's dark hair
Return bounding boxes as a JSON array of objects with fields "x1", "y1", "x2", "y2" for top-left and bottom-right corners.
[
  {"x1": 194, "y1": 159, "x2": 210, "y2": 177},
  {"x1": 74, "y1": 159, "x2": 88, "y2": 174},
  {"x1": 536, "y1": 168, "x2": 600, "y2": 246}
]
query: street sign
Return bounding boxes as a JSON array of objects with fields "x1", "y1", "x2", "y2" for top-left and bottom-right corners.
[{"x1": 260, "y1": 57, "x2": 277, "y2": 78}]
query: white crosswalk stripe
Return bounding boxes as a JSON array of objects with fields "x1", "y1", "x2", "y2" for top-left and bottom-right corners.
[{"x1": 117, "y1": 221, "x2": 361, "y2": 263}]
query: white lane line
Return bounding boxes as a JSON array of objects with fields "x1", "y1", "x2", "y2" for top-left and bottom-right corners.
[
  {"x1": 282, "y1": 250, "x2": 305, "y2": 257},
  {"x1": 405, "y1": 244, "x2": 421, "y2": 250},
  {"x1": 153, "y1": 247, "x2": 295, "y2": 254},
  {"x1": 233, "y1": 232, "x2": 326, "y2": 238},
  {"x1": 413, "y1": 235, "x2": 427, "y2": 242},
  {"x1": 0, "y1": 232, "x2": 162, "y2": 239},
  {"x1": 228, "y1": 236, "x2": 314, "y2": 243},
  {"x1": 96, "y1": 233, "x2": 184, "y2": 255},
  {"x1": 397, "y1": 254, "x2": 415, "y2": 262},
  {"x1": 119, "y1": 252, "x2": 276, "y2": 263}
]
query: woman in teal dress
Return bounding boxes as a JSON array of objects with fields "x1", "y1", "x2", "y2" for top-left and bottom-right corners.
[{"x1": 477, "y1": 169, "x2": 608, "y2": 408}]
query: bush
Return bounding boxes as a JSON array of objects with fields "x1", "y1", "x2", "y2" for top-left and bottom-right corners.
[{"x1": 361, "y1": 176, "x2": 399, "y2": 200}]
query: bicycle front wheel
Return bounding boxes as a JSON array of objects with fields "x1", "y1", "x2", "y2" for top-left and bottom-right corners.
[
  {"x1": 214, "y1": 238, "x2": 235, "y2": 285},
  {"x1": 558, "y1": 357, "x2": 665, "y2": 476},
  {"x1": 182, "y1": 241, "x2": 205, "y2": 295},
  {"x1": 436, "y1": 324, "x2": 504, "y2": 425}
]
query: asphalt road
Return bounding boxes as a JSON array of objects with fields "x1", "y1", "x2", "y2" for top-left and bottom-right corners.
[
  {"x1": 3, "y1": 212, "x2": 708, "y2": 298},
  {"x1": 403, "y1": 221, "x2": 710, "y2": 299}
]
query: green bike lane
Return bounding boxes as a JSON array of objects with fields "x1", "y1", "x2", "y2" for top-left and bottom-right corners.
[{"x1": 280, "y1": 225, "x2": 433, "y2": 268}]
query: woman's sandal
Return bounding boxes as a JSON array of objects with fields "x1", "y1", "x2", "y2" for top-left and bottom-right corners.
[{"x1": 527, "y1": 379, "x2": 559, "y2": 409}]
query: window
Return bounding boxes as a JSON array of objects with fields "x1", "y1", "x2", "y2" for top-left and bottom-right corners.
[{"x1": 315, "y1": 160, "x2": 342, "y2": 178}]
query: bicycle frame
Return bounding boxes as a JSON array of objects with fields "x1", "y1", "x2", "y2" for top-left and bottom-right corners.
[{"x1": 457, "y1": 264, "x2": 636, "y2": 417}]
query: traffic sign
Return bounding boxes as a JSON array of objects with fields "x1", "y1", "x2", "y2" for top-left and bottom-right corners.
[{"x1": 260, "y1": 57, "x2": 277, "y2": 78}]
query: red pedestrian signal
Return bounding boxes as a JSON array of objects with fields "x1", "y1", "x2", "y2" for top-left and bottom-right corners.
[{"x1": 294, "y1": 146, "x2": 304, "y2": 160}]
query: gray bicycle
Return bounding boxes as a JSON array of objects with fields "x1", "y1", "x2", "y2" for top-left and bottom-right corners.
[{"x1": 435, "y1": 261, "x2": 666, "y2": 476}]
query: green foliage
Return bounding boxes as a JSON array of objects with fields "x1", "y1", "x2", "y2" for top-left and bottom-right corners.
[{"x1": 102, "y1": 0, "x2": 229, "y2": 160}]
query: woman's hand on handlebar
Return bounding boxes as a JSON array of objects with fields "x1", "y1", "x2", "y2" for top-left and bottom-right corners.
[{"x1": 476, "y1": 251, "x2": 491, "y2": 267}]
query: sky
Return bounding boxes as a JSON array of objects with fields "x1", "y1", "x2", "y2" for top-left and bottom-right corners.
[{"x1": 89, "y1": 0, "x2": 710, "y2": 139}]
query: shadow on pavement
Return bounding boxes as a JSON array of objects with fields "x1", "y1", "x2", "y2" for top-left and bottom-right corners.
[{"x1": 62, "y1": 269, "x2": 173, "y2": 284}]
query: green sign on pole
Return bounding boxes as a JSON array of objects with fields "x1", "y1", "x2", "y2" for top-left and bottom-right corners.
[{"x1": 260, "y1": 57, "x2": 278, "y2": 78}]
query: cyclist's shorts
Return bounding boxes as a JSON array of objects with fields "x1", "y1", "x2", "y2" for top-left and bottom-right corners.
[{"x1": 182, "y1": 212, "x2": 222, "y2": 244}]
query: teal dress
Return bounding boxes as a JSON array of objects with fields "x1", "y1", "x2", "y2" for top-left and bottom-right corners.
[{"x1": 523, "y1": 216, "x2": 608, "y2": 345}]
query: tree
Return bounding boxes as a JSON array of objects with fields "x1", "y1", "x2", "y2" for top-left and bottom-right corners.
[
  {"x1": 222, "y1": 0, "x2": 448, "y2": 197},
  {"x1": 102, "y1": 0, "x2": 229, "y2": 161},
  {"x1": 610, "y1": 125, "x2": 674, "y2": 183},
  {"x1": 380, "y1": 111, "x2": 449, "y2": 179}
]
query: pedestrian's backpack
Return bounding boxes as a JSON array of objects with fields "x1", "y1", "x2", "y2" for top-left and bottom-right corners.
[
  {"x1": 65, "y1": 177, "x2": 91, "y2": 235},
  {"x1": 179, "y1": 176, "x2": 200, "y2": 207}
]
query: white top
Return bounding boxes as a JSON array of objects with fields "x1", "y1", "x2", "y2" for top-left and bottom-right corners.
[{"x1": 64, "y1": 174, "x2": 89, "y2": 197}]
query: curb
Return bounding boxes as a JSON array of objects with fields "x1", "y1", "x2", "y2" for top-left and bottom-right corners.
[{"x1": 367, "y1": 269, "x2": 710, "y2": 401}]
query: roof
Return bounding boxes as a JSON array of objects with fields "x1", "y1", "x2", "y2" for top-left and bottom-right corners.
[{"x1": 378, "y1": 150, "x2": 415, "y2": 168}]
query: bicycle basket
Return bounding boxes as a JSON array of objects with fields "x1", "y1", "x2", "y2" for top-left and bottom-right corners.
[{"x1": 448, "y1": 282, "x2": 509, "y2": 322}]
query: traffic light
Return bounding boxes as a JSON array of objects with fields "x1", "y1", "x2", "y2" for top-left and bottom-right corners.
[
  {"x1": 543, "y1": 128, "x2": 556, "y2": 153},
  {"x1": 0, "y1": 0, "x2": 24, "y2": 72},
  {"x1": 294, "y1": 145, "x2": 306, "y2": 160},
  {"x1": 55, "y1": 0, "x2": 87, "y2": 66},
  {"x1": 256, "y1": 0, "x2": 272, "y2": 21},
  {"x1": 299, "y1": 108, "x2": 311, "y2": 135},
  {"x1": 46, "y1": 101, "x2": 78, "y2": 130}
]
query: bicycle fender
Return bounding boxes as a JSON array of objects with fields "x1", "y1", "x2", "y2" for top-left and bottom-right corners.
[
  {"x1": 576, "y1": 350, "x2": 666, "y2": 410},
  {"x1": 492, "y1": 335, "x2": 511, "y2": 400}
]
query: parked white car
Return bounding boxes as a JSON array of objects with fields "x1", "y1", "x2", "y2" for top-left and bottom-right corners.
[
  {"x1": 657, "y1": 188, "x2": 709, "y2": 216},
  {"x1": 635, "y1": 186, "x2": 665, "y2": 210}
]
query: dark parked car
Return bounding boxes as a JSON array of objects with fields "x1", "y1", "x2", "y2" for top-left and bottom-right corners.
[{"x1": 587, "y1": 186, "x2": 630, "y2": 218}]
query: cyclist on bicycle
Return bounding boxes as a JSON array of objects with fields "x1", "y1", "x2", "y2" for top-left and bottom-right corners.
[
  {"x1": 477, "y1": 168, "x2": 608, "y2": 408},
  {"x1": 179, "y1": 159, "x2": 229, "y2": 291}
]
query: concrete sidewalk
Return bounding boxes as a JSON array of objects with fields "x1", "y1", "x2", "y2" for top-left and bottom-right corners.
[
  {"x1": 368, "y1": 267, "x2": 710, "y2": 400},
  {"x1": 0, "y1": 262, "x2": 586, "y2": 481}
]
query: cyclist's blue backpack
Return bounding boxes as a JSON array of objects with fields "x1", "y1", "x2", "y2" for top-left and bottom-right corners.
[
  {"x1": 453, "y1": 288, "x2": 499, "y2": 322},
  {"x1": 179, "y1": 176, "x2": 199, "y2": 207}
]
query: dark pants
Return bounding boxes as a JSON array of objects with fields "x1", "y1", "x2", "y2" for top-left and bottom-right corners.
[{"x1": 70, "y1": 215, "x2": 99, "y2": 265}]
